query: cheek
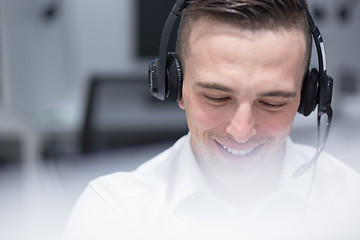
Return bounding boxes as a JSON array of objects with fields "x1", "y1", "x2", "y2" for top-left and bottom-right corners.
[
  {"x1": 188, "y1": 103, "x2": 224, "y2": 132},
  {"x1": 182, "y1": 91, "x2": 225, "y2": 132},
  {"x1": 260, "y1": 109, "x2": 297, "y2": 140}
]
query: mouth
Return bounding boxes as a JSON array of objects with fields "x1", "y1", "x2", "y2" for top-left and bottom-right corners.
[
  {"x1": 222, "y1": 145, "x2": 255, "y2": 156},
  {"x1": 215, "y1": 140, "x2": 264, "y2": 161}
]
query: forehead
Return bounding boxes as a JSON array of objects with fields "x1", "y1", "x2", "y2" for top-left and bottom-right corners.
[
  {"x1": 187, "y1": 17, "x2": 307, "y2": 66},
  {"x1": 184, "y1": 17, "x2": 307, "y2": 93},
  {"x1": 179, "y1": 7, "x2": 311, "y2": 62}
]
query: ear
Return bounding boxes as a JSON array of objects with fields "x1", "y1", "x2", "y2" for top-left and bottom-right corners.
[{"x1": 178, "y1": 98, "x2": 185, "y2": 110}]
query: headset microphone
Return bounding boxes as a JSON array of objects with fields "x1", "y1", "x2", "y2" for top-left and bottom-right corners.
[{"x1": 293, "y1": 108, "x2": 332, "y2": 178}]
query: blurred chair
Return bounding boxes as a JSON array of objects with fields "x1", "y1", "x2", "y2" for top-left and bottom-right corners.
[{"x1": 80, "y1": 74, "x2": 188, "y2": 154}]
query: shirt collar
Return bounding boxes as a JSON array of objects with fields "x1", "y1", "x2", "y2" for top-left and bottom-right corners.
[{"x1": 164, "y1": 133, "x2": 212, "y2": 215}]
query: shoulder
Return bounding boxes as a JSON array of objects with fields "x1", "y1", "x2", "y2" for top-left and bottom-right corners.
[
  {"x1": 292, "y1": 140, "x2": 360, "y2": 210},
  {"x1": 293, "y1": 141, "x2": 360, "y2": 185},
  {"x1": 90, "y1": 134, "x2": 190, "y2": 198},
  {"x1": 77, "y1": 134, "x2": 191, "y2": 215},
  {"x1": 292, "y1": 142, "x2": 360, "y2": 235},
  {"x1": 63, "y1": 135, "x2": 190, "y2": 239}
]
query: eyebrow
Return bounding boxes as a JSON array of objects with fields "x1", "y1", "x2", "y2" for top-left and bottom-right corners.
[
  {"x1": 194, "y1": 82, "x2": 296, "y2": 98},
  {"x1": 194, "y1": 82, "x2": 235, "y2": 94},
  {"x1": 257, "y1": 91, "x2": 297, "y2": 98}
]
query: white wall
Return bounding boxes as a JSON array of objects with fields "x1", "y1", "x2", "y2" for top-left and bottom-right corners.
[
  {"x1": 63, "y1": 0, "x2": 140, "y2": 129},
  {"x1": 0, "y1": 0, "x2": 139, "y2": 132},
  {"x1": 1, "y1": 0, "x2": 67, "y2": 120}
]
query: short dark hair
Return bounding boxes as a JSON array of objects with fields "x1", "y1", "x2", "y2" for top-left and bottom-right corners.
[{"x1": 176, "y1": 0, "x2": 312, "y2": 73}]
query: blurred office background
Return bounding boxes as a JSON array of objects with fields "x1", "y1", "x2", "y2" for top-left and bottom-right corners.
[{"x1": 0, "y1": 0, "x2": 359, "y2": 239}]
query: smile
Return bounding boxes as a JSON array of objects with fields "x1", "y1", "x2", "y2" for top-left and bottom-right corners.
[{"x1": 222, "y1": 145, "x2": 255, "y2": 156}]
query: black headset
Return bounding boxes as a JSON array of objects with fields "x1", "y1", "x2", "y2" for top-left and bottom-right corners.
[{"x1": 148, "y1": 0, "x2": 334, "y2": 177}]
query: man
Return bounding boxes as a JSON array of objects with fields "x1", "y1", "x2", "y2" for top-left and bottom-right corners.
[{"x1": 63, "y1": 1, "x2": 360, "y2": 239}]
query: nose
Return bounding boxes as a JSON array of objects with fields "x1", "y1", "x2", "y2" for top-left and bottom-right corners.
[{"x1": 225, "y1": 103, "x2": 257, "y2": 143}]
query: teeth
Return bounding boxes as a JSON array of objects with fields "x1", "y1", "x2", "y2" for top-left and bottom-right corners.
[{"x1": 223, "y1": 146, "x2": 255, "y2": 156}]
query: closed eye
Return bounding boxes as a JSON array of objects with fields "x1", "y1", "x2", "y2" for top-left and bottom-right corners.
[
  {"x1": 260, "y1": 101, "x2": 287, "y2": 109},
  {"x1": 204, "y1": 95, "x2": 231, "y2": 104}
]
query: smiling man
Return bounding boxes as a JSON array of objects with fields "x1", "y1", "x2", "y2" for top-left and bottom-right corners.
[
  {"x1": 179, "y1": 19, "x2": 307, "y2": 202},
  {"x1": 63, "y1": 1, "x2": 360, "y2": 239}
]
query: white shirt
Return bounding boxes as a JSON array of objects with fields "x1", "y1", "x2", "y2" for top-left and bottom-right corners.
[{"x1": 63, "y1": 134, "x2": 360, "y2": 240}]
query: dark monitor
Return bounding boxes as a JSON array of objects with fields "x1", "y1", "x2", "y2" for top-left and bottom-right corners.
[{"x1": 136, "y1": 0, "x2": 179, "y2": 58}]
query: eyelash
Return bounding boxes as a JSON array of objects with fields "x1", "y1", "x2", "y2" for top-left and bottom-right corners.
[
  {"x1": 259, "y1": 101, "x2": 287, "y2": 109},
  {"x1": 204, "y1": 95, "x2": 230, "y2": 104},
  {"x1": 203, "y1": 94, "x2": 287, "y2": 110}
]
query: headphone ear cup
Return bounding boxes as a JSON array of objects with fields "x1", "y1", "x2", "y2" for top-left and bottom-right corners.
[
  {"x1": 298, "y1": 68, "x2": 320, "y2": 116},
  {"x1": 166, "y1": 52, "x2": 183, "y2": 102}
]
